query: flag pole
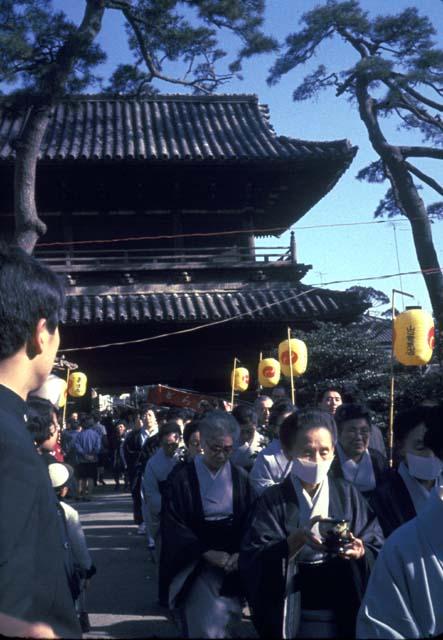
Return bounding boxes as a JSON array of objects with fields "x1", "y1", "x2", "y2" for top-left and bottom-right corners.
[
  {"x1": 388, "y1": 289, "x2": 414, "y2": 467},
  {"x1": 231, "y1": 357, "x2": 238, "y2": 410},
  {"x1": 287, "y1": 327, "x2": 295, "y2": 405}
]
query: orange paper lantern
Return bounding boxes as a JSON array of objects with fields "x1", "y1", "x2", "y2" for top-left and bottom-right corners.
[
  {"x1": 278, "y1": 338, "x2": 307, "y2": 377},
  {"x1": 258, "y1": 358, "x2": 281, "y2": 387},
  {"x1": 231, "y1": 367, "x2": 249, "y2": 392},
  {"x1": 393, "y1": 307, "x2": 434, "y2": 366}
]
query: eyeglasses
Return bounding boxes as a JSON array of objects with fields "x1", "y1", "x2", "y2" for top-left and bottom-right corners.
[
  {"x1": 345, "y1": 428, "x2": 370, "y2": 437},
  {"x1": 206, "y1": 443, "x2": 233, "y2": 456}
]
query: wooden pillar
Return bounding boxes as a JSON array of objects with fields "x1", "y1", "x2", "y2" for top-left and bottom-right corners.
[
  {"x1": 290, "y1": 230, "x2": 297, "y2": 263},
  {"x1": 243, "y1": 210, "x2": 255, "y2": 261}
]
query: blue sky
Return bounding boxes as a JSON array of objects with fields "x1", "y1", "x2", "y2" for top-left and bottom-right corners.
[{"x1": 55, "y1": 0, "x2": 443, "y2": 314}]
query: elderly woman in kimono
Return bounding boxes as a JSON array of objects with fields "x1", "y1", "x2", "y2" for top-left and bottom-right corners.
[
  {"x1": 357, "y1": 405, "x2": 443, "y2": 639},
  {"x1": 239, "y1": 409, "x2": 383, "y2": 639},
  {"x1": 159, "y1": 410, "x2": 256, "y2": 638},
  {"x1": 330, "y1": 404, "x2": 387, "y2": 497},
  {"x1": 368, "y1": 404, "x2": 443, "y2": 537}
]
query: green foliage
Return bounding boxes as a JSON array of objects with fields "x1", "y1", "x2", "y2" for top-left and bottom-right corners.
[
  {"x1": 0, "y1": 0, "x2": 277, "y2": 98},
  {"x1": 0, "y1": 0, "x2": 106, "y2": 94},
  {"x1": 268, "y1": 0, "x2": 443, "y2": 221},
  {"x1": 281, "y1": 321, "x2": 443, "y2": 427}
]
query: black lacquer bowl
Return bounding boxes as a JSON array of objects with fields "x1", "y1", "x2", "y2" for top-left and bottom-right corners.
[{"x1": 318, "y1": 518, "x2": 351, "y2": 556}]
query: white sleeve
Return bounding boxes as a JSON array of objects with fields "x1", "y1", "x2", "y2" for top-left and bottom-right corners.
[
  {"x1": 62, "y1": 504, "x2": 92, "y2": 572},
  {"x1": 143, "y1": 462, "x2": 161, "y2": 516},
  {"x1": 249, "y1": 452, "x2": 275, "y2": 496},
  {"x1": 356, "y1": 544, "x2": 421, "y2": 639}
]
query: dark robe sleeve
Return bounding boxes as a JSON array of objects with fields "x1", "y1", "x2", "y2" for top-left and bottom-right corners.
[
  {"x1": 369, "y1": 448, "x2": 389, "y2": 485},
  {"x1": 239, "y1": 485, "x2": 290, "y2": 638},
  {"x1": 159, "y1": 464, "x2": 209, "y2": 607},
  {"x1": 368, "y1": 469, "x2": 416, "y2": 538}
]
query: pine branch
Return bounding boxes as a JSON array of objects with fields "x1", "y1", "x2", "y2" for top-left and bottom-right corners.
[
  {"x1": 405, "y1": 162, "x2": 443, "y2": 196},
  {"x1": 399, "y1": 146, "x2": 443, "y2": 160},
  {"x1": 392, "y1": 74, "x2": 443, "y2": 111},
  {"x1": 120, "y1": 6, "x2": 225, "y2": 93}
]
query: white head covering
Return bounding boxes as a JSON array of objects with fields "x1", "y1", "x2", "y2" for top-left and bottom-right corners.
[
  {"x1": 48, "y1": 463, "x2": 72, "y2": 488},
  {"x1": 29, "y1": 374, "x2": 67, "y2": 408}
]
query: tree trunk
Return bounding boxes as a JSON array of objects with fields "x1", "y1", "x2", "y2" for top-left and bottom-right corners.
[
  {"x1": 356, "y1": 77, "x2": 443, "y2": 340},
  {"x1": 13, "y1": 105, "x2": 52, "y2": 253},
  {"x1": 12, "y1": 0, "x2": 106, "y2": 254}
]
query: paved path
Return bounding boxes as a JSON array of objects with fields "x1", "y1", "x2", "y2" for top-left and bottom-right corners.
[{"x1": 75, "y1": 487, "x2": 257, "y2": 638}]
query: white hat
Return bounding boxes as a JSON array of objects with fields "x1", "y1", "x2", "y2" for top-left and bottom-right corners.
[
  {"x1": 48, "y1": 463, "x2": 72, "y2": 489},
  {"x1": 30, "y1": 374, "x2": 67, "y2": 408}
]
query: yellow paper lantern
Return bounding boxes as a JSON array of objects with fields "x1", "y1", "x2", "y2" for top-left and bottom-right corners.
[
  {"x1": 68, "y1": 372, "x2": 88, "y2": 397},
  {"x1": 393, "y1": 307, "x2": 434, "y2": 366},
  {"x1": 278, "y1": 338, "x2": 307, "y2": 377},
  {"x1": 231, "y1": 367, "x2": 249, "y2": 392},
  {"x1": 258, "y1": 358, "x2": 281, "y2": 388}
]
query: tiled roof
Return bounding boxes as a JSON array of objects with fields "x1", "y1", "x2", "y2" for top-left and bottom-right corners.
[
  {"x1": 62, "y1": 286, "x2": 368, "y2": 325},
  {"x1": 359, "y1": 313, "x2": 392, "y2": 345},
  {"x1": 0, "y1": 94, "x2": 355, "y2": 163}
]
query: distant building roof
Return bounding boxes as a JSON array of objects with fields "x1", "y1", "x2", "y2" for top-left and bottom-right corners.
[
  {"x1": 62, "y1": 285, "x2": 368, "y2": 325},
  {"x1": 0, "y1": 94, "x2": 356, "y2": 164},
  {"x1": 358, "y1": 313, "x2": 392, "y2": 346}
]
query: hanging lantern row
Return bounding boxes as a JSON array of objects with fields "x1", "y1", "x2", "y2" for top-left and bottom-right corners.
[
  {"x1": 393, "y1": 307, "x2": 434, "y2": 366},
  {"x1": 230, "y1": 337, "x2": 308, "y2": 393}
]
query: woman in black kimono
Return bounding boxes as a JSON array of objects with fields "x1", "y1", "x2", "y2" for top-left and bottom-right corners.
[
  {"x1": 330, "y1": 403, "x2": 387, "y2": 498},
  {"x1": 368, "y1": 405, "x2": 443, "y2": 538},
  {"x1": 239, "y1": 409, "x2": 383, "y2": 639},
  {"x1": 159, "y1": 410, "x2": 256, "y2": 638}
]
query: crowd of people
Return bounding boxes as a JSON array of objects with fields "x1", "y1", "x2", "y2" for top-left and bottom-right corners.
[{"x1": 1, "y1": 244, "x2": 443, "y2": 639}]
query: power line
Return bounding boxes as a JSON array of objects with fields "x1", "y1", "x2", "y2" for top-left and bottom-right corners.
[{"x1": 37, "y1": 216, "x2": 441, "y2": 248}]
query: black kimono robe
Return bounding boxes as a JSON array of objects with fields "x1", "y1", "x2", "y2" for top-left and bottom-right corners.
[
  {"x1": 330, "y1": 447, "x2": 388, "y2": 498},
  {"x1": 159, "y1": 459, "x2": 256, "y2": 609},
  {"x1": 367, "y1": 468, "x2": 417, "y2": 538},
  {"x1": 239, "y1": 474, "x2": 384, "y2": 639}
]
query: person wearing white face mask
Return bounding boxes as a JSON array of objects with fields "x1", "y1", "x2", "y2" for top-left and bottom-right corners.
[
  {"x1": 357, "y1": 404, "x2": 443, "y2": 639},
  {"x1": 368, "y1": 405, "x2": 443, "y2": 538},
  {"x1": 239, "y1": 409, "x2": 384, "y2": 639}
]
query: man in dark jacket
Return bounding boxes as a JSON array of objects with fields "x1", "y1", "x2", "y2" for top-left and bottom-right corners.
[{"x1": 0, "y1": 245, "x2": 80, "y2": 638}]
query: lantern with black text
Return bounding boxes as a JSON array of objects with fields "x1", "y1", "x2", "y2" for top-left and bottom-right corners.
[
  {"x1": 258, "y1": 358, "x2": 281, "y2": 388},
  {"x1": 278, "y1": 338, "x2": 307, "y2": 377},
  {"x1": 68, "y1": 372, "x2": 88, "y2": 397},
  {"x1": 393, "y1": 307, "x2": 434, "y2": 366},
  {"x1": 231, "y1": 367, "x2": 249, "y2": 392}
]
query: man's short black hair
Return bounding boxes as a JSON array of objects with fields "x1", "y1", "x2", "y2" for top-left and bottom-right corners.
[
  {"x1": 159, "y1": 421, "x2": 182, "y2": 440},
  {"x1": 232, "y1": 405, "x2": 258, "y2": 427},
  {"x1": 183, "y1": 419, "x2": 201, "y2": 446},
  {"x1": 167, "y1": 407, "x2": 191, "y2": 421},
  {"x1": 27, "y1": 397, "x2": 56, "y2": 446},
  {"x1": 0, "y1": 244, "x2": 65, "y2": 359},
  {"x1": 335, "y1": 403, "x2": 372, "y2": 432},
  {"x1": 394, "y1": 405, "x2": 441, "y2": 446},
  {"x1": 269, "y1": 400, "x2": 295, "y2": 429},
  {"x1": 280, "y1": 410, "x2": 336, "y2": 452},
  {"x1": 317, "y1": 385, "x2": 342, "y2": 403}
]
